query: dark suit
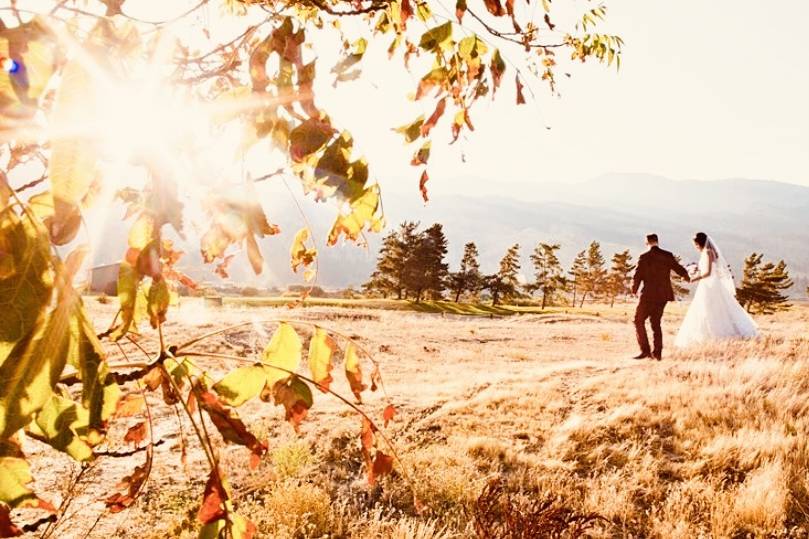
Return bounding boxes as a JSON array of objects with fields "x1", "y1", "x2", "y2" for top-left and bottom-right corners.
[{"x1": 632, "y1": 246, "x2": 689, "y2": 357}]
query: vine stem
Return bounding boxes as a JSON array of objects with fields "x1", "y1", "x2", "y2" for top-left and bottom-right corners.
[
  {"x1": 174, "y1": 318, "x2": 389, "y2": 397},
  {"x1": 174, "y1": 349, "x2": 419, "y2": 502}
]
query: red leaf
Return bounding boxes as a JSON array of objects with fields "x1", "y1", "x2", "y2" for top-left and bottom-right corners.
[
  {"x1": 272, "y1": 377, "x2": 313, "y2": 433},
  {"x1": 0, "y1": 505, "x2": 22, "y2": 538},
  {"x1": 483, "y1": 0, "x2": 504, "y2": 16},
  {"x1": 544, "y1": 13, "x2": 556, "y2": 30},
  {"x1": 456, "y1": 0, "x2": 467, "y2": 22},
  {"x1": 516, "y1": 76, "x2": 526, "y2": 105},
  {"x1": 360, "y1": 417, "x2": 375, "y2": 466},
  {"x1": 383, "y1": 404, "x2": 396, "y2": 428},
  {"x1": 124, "y1": 421, "x2": 147, "y2": 445},
  {"x1": 401, "y1": 0, "x2": 413, "y2": 28},
  {"x1": 419, "y1": 170, "x2": 429, "y2": 203},
  {"x1": 198, "y1": 471, "x2": 227, "y2": 525},
  {"x1": 197, "y1": 390, "x2": 267, "y2": 459},
  {"x1": 371, "y1": 452, "x2": 394, "y2": 485},
  {"x1": 420, "y1": 98, "x2": 446, "y2": 137},
  {"x1": 105, "y1": 464, "x2": 149, "y2": 513}
]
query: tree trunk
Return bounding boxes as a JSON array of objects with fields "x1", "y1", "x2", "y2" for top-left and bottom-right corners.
[
  {"x1": 579, "y1": 292, "x2": 587, "y2": 308},
  {"x1": 541, "y1": 292, "x2": 547, "y2": 310},
  {"x1": 454, "y1": 288, "x2": 461, "y2": 303}
]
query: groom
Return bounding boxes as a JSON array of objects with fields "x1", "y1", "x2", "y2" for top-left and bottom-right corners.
[{"x1": 631, "y1": 234, "x2": 690, "y2": 360}]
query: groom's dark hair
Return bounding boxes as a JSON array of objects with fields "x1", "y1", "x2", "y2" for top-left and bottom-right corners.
[{"x1": 646, "y1": 233, "x2": 659, "y2": 244}]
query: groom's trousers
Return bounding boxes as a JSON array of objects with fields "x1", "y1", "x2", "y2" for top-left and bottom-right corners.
[{"x1": 634, "y1": 299, "x2": 666, "y2": 356}]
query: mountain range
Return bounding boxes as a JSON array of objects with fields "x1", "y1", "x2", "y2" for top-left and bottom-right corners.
[{"x1": 90, "y1": 174, "x2": 809, "y2": 293}]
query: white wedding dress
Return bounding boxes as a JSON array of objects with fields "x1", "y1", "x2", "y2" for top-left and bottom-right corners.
[{"x1": 674, "y1": 237, "x2": 759, "y2": 348}]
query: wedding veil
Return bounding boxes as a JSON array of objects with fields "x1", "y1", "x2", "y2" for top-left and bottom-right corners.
[{"x1": 705, "y1": 236, "x2": 737, "y2": 297}]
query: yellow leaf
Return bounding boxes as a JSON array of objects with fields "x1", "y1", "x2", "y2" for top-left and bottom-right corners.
[
  {"x1": 213, "y1": 365, "x2": 266, "y2": 407},
  {"x1": 290, "y1": 228, "x2": 317, "y2": 273},
  {"x1": 262, "y1": 323, "x2": 301, "y2": 388},
  {"x1": 344, "y1": 343, "x2": 365, "y2": 402},
  {"x1": 308, "y1": 327, "x2": 336, "y2": 391}
]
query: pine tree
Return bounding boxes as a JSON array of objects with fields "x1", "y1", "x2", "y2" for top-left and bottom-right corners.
[
  {"x1": 606, "y1": 249, "x2": 634, "y2": 307},
  {"x1": 568, "y1": 249, "x2": 587, "y2": 308},
  {"x1": 578, "y1": 241, "x2": 606, "y2": 307},
  {"x1": 485, "y1": 243, "x2": 521, "y2": 306},
  {"x1": 363, "y1": 229, "x2": 404, "y2": 298},
  {"x1": 417, "y1": 223, "x2": 449, "y2": 301},
  {"x1": 449, "y1": 242, "x2": 482, "y2": 302},
  {"x1": 399, "y1": 221, "x2": 423, "y2": 300},
  {"x1": 736, "y1": 253, "x2": 793, "y2": 314},
  {"x1": 529, "y1": 242, "x2": 565, "y2": 309}
]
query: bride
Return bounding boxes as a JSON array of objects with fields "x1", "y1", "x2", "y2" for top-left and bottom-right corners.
[{"x1": 674, "y1": 232, "x2": 759, "y2": 347}]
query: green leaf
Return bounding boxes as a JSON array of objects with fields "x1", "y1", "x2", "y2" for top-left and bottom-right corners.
[
  {"x1": 308, "y1": 327, "x2": 336, "y2": 391},
  {"x1": 262, "y1": 322, "x2": 301, "y2": 388},
  {"x1": 0, "y1": 456, "x2": 37, "y2": 508},
  {"x1": 110, "y1": 262, "x2": 140, "y2": 341},
  {"x1": 0, "y1": 208, "x2": 53, "y2": 362},
  {"x1": 418, "y1": 22, "x2": 453, "y2": 52},
  {"x1": 213, "y1": 365, "x2": 266, "y2": 407},
  {"x1": 28, "y1": 394, "x2": 93, "y2": 461},
  {"x1": 147, "y1": 277, "x2": 170, "y2": 329}
]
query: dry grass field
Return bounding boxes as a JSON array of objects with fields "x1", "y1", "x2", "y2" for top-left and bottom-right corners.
[{"x1": 21, "y1": 300, "x2": 809, "y2": 538}]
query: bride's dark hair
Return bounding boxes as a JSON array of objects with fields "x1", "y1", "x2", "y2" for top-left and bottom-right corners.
[{"x1": 694, "y1": 232, "x2": 708, "y2": 248}]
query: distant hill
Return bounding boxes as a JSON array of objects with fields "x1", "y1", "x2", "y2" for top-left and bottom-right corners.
[{"x1": 88, "y1": 174, "x2": 809, "y2": 294}]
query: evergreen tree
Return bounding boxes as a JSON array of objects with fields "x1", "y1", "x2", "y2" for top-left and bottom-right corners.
[
  {"x1": 449, "y1": 242, "x2": 482, "y2": 302},
  {"x1": 363, "y1": 229, "x2": 404, "y2": 298},
  {"x1": 485, "y1": 243, "x2": 522, "y2": 306},
  {"x1": 606, "y1": 249, "x2": 635, "y2": 307},
  {"x1": 736, "y1": 253, "x2": 793, "y2": 314},
  {"x1": 578, "y1": 241, "x2": 606, "y2": 307},
  {"x1": 568, "y1": 249, "x2": 587, "y2": 308},
  {"x1": 398, "y1": 221, "x2": 423, "y2": 300},
  {"x1": 529, "y1": 242, "x2": 565, "y2": 309},
  {"x1": 417, "y1": 223, "x2": 449, "y2": 301}
]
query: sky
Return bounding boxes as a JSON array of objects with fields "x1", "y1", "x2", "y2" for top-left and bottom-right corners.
[
  {"x1": 316, "y1": 0, "x2": 809, "y2": 198},
  {"x1": 6, "y1": 0, "x2": 809, "y2": 199}
]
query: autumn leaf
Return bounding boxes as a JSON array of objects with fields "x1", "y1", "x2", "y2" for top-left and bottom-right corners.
[
  {"x1": 410, "y1": 141, "x2": 431, "y2": 167},
  {"x1": 197, "y1": 389, "x2": 267, "y2": 459},
  {"x1": 0, "y1": 208, "x2": 53, "y2": 361},
  {"x1": 0, "y1": 450, "x2": 51, "y2": 509},
  {"x1": 27, "y1": 394, "x2": 93, "y2": 461},
  {"x1": 483, "y1": 0, "x2": 505, "y2": 16},
  {"x1": 198, "y1": 470, "x2": 228, "y2": 524},
  {"x1": 393, "y1": 116, "x2": 424, "y2": 143},
  {"x1": 419, "y1": 170, "x2": 430, "y2": 203},
  {"x1": 383, "y1": 404, "x2": 396, "y2": 428},
  {"x1": 272, "y1": 376, "x2": 313, "y2": 431},
  {"x1": 213, "y1": 365, "x2": 266, "y2": 407},
  {"x1": 290, "y1": 228, "x2": 317, "y2": 274},
  {"x1": 307, "y1": 327, "x2": 336, "y2": 392},
  {"x1": 110, "y1": 262, "x2": 140, "y2": 341},
  {"x1": 456, "y1": 0, "x2": 467, "y2": 21},
  {"x1": 147, "y1": 277, "x2": 170, "y2": 329},
  {"x1": 344, "y1": 343, "x2": 366, "y2": 402},
  {"x1": 327, "y1": 186, "x2": 383, "y2": 246},
  {"x1": 289, "y1": 118, "x2": 334, "y2": 162},
  {"x1": 370, "y1": 452, "x2": 394, "y2": 486},
  {"x1": 400, "y1": 0, "x2": 413, "y2": 28},
  {"x1": 115, "y1": 393, "x2": 146, "y2": 418},
  {"x1": 0, "y1": 504, "x2": 22, "y2": 537},
  {"x1": 490, "y1": 49, "x2": 506, "y2": 95},
  {"x1": 420, "y1": 98, "x2": 446, "y2": 137},
  {"x1": 123, "y1": 421, "x2": 147, "y2": 445},
  {"x1": 418, "y1": 22, "x2": 453, "y2": 52},
  {"x1": 262, "y1": 322, "x2": 301, "y2": 389},
  {"x1": 516, "y1": 75, "x2": 526, "y2": 104},
  {"x1": 544, "y1": 13, "x2": 556, "y2": 30},
  {"x1": 416, "y1": 68, "x2": 448, "y2": 100}
]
